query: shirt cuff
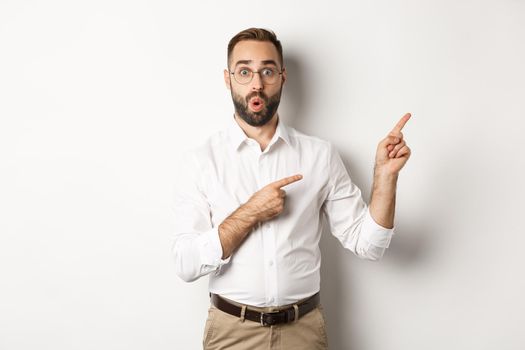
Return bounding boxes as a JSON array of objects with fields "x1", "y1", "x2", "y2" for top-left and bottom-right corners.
[
  {"x1": 196, "y1": 227, "x2": 231, "y2": 268},
  {"x1": 360, "y1": 207, "x2": 395, "y2": 248}
]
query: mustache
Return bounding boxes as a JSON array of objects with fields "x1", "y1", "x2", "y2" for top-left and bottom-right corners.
[{"x1": 245, "y1": 92, "x2": 268, "y2": 103}]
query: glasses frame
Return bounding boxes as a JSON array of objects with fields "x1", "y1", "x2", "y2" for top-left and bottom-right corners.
[{"x1": 229, "y1": 67, "x2": 284, "y2": 85}]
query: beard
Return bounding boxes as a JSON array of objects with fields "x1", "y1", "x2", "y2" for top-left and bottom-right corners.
[{"x1": 231, "y1": 86, "x2": 283, "y2": 127}]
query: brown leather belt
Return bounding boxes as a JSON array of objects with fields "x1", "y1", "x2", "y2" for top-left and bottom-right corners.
[{"x1": 210, "y1": 292, "x2": 320, "y2": 327}]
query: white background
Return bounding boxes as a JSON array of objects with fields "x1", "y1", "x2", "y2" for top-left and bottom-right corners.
[{"x1": 1, "y1": 0, "x2": 524, "y2": 349}]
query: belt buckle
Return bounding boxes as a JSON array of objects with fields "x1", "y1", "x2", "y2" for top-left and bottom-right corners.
[{"x1": 260, "y1": 311, "x2": 280, "y2": 327}]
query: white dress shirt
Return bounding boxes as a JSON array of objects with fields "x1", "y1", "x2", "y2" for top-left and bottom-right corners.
[{"x1": 171, "y1": 116, "x2": 394, "y2": 307}]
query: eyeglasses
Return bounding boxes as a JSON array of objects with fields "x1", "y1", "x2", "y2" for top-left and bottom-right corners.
[{"x1": 229, "y1": 67, "x2": 283, "y2": 85}]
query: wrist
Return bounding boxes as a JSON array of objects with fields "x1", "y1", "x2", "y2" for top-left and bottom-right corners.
[
  {"x1": 372, "y1": 168, "x2": 398, "y2": 197},
  {"x1": 373, "y1": 167, "x2": 399, "y2": 182}
]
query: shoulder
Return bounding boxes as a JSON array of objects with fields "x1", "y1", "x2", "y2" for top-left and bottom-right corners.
[{"x1": 182, "y1": 129, "x2": 229, "y2": 165}]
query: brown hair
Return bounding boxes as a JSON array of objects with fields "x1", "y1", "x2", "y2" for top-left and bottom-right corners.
[{"x1": 227, "y1": 28, "x2": 284, "y2": 69}]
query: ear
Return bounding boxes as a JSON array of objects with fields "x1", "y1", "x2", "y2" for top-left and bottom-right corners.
[
  {"x1": 224, "y1": 69, "x2": 231, "y2": 90},
  {"x1": 281, "y1": 67, "x2": 287, "y2": 85}
]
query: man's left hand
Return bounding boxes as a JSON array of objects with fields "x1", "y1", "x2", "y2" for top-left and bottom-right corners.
[{"x1": 374, "y1": 113, "x2": 412, "y2": 176}]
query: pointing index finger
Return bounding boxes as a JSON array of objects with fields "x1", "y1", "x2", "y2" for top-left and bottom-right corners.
[
  {"x1": 392, "y1": 113, "x2": 411, "y2": 133},
  {"x1": 271, "y1": 174, "x2": 303, "y2": 188}
]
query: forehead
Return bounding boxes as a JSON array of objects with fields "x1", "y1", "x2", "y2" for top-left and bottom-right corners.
[{"x1": 230, "y1": 40, "x2": 280, "y2": 66}]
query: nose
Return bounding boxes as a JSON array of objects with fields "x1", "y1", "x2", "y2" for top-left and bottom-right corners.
[{"x1": 251, "y1": 72, "x2": 264, "y2": 91}]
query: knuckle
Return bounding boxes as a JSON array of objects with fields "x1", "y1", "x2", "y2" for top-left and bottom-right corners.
[{"x1": 389, "y1": 131, "x2": 403, "y2": 138}]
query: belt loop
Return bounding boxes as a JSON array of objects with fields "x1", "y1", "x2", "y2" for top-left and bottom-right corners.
[
  {"x1": 293, "y1": 304, "x2": 299, "y2": 322},
  {"x1": 240, "y1": 305, "x2": 247, "y2": 322}
]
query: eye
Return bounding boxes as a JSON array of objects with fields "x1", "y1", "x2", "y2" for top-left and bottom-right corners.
[
  {"x1": 238, "y1": 68, "x2": 251, "y2": 76},
  {"x1": 261, "y1": 68, "x2": 275, "y2": 77}
]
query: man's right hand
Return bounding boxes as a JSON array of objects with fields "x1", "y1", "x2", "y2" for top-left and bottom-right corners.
[
  {"x1": 218, "y1": 174, "x2": 303, "y2": 259},
  {"x1": 243, "y1": 174, "x2": 303, "y2": 222}
]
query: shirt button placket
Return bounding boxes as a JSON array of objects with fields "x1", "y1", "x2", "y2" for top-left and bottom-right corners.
[{"x1": 260, "y1": 153, "x2": 278, "y2": 306}]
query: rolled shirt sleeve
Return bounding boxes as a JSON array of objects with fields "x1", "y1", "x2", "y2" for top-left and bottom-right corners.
[
  {"x1": 322, "y1": 143, "x2": 394, "y2": 261},
  {"x1": 357, "y1": 206, "x2": 395, "y2": 260},
  {"x1": 170, "y1": 152, "x2": 231, "y2": 282}
]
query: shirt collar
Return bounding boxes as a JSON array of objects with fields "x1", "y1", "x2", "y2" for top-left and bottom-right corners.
[{"x1": 227, "y1": 114, "x2": 291, "y2": 152}]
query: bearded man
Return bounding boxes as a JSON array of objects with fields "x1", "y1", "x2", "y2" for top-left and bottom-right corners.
[{"x1": 171, "y1": 27, "x2": 412, "y2": 350}]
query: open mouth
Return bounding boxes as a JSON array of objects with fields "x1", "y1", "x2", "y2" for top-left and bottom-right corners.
[{"x1": 249, "y1": 97, "x2": 265, "y2": 112}]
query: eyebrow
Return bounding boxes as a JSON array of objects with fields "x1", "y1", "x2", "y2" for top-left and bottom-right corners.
[{"x1": 234, "y1": 59, "x2": 279, "y2": 68}]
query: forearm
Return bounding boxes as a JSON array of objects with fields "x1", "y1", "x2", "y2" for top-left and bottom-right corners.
[
  {"x1": 218, "y1": 204, "x2": 259, "y2": 259},
  {"x1": 369, "y1": 169, "x2": 398, "y2": 229},
  {"x1": 218, "y1": 174, "x2": 302, "y2": 259}
]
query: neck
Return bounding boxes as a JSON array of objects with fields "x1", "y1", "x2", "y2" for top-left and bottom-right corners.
[{"x1": 234, "y1": 113, "x2": 279, "y2": 151}]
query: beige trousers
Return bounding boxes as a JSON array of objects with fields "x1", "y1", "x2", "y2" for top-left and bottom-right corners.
[{"x1": 202, "y1": 298, "x2": 329, "y2": 350}]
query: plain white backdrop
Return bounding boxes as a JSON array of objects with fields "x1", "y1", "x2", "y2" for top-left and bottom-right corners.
[{"x1": 1, "y1": 0, "x2": 524, "y2": 349}]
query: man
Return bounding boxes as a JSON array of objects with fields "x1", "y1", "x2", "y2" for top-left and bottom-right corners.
[{"x1": 172, "y1": 28, "x2": 411, "y2": 350}]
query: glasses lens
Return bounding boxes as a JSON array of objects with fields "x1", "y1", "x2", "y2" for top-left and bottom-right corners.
[
  {"x1": 260, "y1": 68, "x2": 278, "y2": 84},
  {"x1": 234, "y1": 67, "x2": 253, "y2": 84}
]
